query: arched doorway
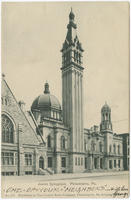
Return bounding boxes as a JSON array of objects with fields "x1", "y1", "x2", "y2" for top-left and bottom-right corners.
[{"x1": 39, "y1": 157, "x2": 44, "y2": 169}]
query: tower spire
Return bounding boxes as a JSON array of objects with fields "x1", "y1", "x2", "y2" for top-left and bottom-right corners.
[{"x1": 61, "y1": 10, "x2": 84, "y2": 68}]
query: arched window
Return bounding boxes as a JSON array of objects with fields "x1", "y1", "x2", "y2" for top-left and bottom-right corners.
[
  {"x1": 2, "y1": 114, "x2": 14, "y2": 143},
  {"x1": 54, "y1": 112, "x2": 56, "y2": 119},
  {"x1": 118, "y1": 145, "x2": 120, "y2": 154},
  {"x1": 76, "y1": 52, "x2": 78, "y2": 63},
  {"x1": 56, "y1": 112, "x2": 58, "y2": 120},
  {"x1": 113, "y1": 144, "x2": 116, "y2": 154},
  {"x1": 109, "y1": 145, "x2": 112, "y2": 153},
  {"x1": 99, "y1": 142, "x2": 102, "y2": 152},
  {"x1": 91, "y1": 141, "x2": 96, "y2": 151},
  {"x1": 5, "y1": 99, "x2": 7, "y2": 106},
  {"x1": 67, "y1": 51, "x2": 70, "y2": 63},
  {"x1": 109, "y1": 113, "x2": 111, "y2": 121},
  {"x1": 51, "y1": 111, "x2": 53, "y2": 118},
  {"x1": 61, "y1": 136, "x2": 65, "y2": 149},
  {"x1": 91, "y1": 141, "x2": 95, "y2": 151},
  {"x1": 1, "y1": 97, "x2": 3, "y2": 105},
  {"x1": 47, "y1": 135, "x2": 51, "y2": 148},
  {"x1": 84, "y1": 140, "x2": 87, "y2": 151},
  {"x1": 74, "y1": 51, "x2": 76, "y2": 61},
  {"x1": 79, "y1": 53, "x2": 81, "y2": 63}
]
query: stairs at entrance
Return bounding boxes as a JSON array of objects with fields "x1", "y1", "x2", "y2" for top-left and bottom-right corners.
[{"x1": 38, "y1": 168, "x2": 54, "y2": 175}]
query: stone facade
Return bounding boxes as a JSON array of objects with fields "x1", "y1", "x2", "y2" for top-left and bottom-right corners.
[
  {"x1": 118, "y1": 133, "x2": 129, "y2": 170},
  {"x1": 61, "y1": 9, "x2": 84, "y2": 173},
  {"x1": 1, "y1": 76, "x2": 47, "y2": 176},
  {"x1": 84, "y1": 127, "x2": 123, "y2": 171},
  {"x1": 1, "y1": 10, "x2": 129, "y2": 176}
]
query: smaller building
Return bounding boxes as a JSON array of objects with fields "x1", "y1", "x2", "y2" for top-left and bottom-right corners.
[
  {"x1": 84, "y1": 103, "x2": 124, "y2": 172},
  {"x1": 118, "y1": 133, "x2": 129, "y2": 170}
]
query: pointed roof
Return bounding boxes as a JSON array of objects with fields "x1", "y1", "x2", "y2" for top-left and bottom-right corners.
[
  {"x1": 61, "y1": 9, "x2": 84, "y2": 52},
  {"x1": 1, "y1": 77, "x2": 45, "y2": 145}
]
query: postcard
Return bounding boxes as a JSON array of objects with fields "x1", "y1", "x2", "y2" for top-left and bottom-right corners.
[{"x1": 1, "y1": 1, "x2": 130, "y2": 198}]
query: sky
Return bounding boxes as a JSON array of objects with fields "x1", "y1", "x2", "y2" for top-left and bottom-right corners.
[{"x1": 2, "y1": 2, "x2": 129, "y2": 134}]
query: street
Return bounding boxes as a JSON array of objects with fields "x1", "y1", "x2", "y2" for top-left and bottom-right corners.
[{"x1": 1, "y1": 171, "x2": 130, "y2": 199}]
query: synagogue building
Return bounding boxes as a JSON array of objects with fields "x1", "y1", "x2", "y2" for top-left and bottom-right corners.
[{"x1": 1, "y1": 10, "x2": 129, "y2": 176}]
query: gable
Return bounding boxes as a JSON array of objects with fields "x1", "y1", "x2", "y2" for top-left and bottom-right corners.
[{"x1": 1, "y1": 77, "x2": 43, "y2": 146}]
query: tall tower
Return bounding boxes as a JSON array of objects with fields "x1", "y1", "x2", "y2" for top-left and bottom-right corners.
[{"x1": 61, "y1": 9, "x2": 84, "y2": 173}]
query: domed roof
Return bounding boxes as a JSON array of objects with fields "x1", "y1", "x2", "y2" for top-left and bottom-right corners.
[
  {"x1": 31, "y1": 82, "x2": 61, "y2": 111},
  {"x1": 101, "y1": 102, "x2": 111, "y2": 112}
]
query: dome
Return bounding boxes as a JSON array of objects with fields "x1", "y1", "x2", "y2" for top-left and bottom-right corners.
[
  {"x1": 31, "y1": 94, "x2": 61, "y2": 111},
  {"x1": 31, "y1": 83, "x2": 61, "y2": 111},
  {"x1": 101, "y1": 102, "x2": 111, "y2": 112}
]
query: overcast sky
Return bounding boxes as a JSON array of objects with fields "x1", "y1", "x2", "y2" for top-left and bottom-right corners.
[{"x1": 2, "y1": 2, "x2": 129, "y2": 133}]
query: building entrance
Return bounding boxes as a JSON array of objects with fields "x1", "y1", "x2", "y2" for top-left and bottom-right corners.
[
  {"x1": 100, "y1": 158, "x2": 103, "y2": 169},
  {"x1": 39, "y1": 157, "x2": 44, "y2": 169},
  {"x1": 94, "y1": 158, "x2": 97, "y2": 169}
]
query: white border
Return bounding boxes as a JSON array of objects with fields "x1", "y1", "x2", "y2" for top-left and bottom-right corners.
[{"x1": 0, "y1": 1, "x2": 130, "y2": 200}]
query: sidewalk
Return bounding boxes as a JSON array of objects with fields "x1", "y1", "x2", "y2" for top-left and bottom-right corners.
[
  {"x1": 2, "y1": 170, "x2": 129, "y2": 182},
  {"x1": 34, "y1": 170, "x2": 129, "y2": 181}
]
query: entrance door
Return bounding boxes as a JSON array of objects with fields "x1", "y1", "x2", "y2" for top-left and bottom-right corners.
[
  {"x1": 39, "y1": 157, "x2": 44, "y2": 169},
  {"x1": 94, "y1": 158, "x2": 97, "y2": 169},
  {"x1": 85, "y1": 157, "x2": 87, "y2": 169},
  {"x1": 100, "y1": 158, "x2": 103, "y2": 169}
]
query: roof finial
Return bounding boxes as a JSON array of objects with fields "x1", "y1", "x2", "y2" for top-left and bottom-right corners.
[
  {"x1": 44, "y1": 82, "x2": 50, "y2": 94},
  {"x1": 2, "y1": 73, "x2": 5, "y2": 79},
  {"x1": 69, "y1": 7, "x2": 75, "y2": 21}
]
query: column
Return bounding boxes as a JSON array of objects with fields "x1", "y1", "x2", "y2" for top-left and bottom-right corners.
[
  {"x1": 121, "y1": 159, "x2": 123, "y2": 170},
  {"x1": 66, "y1": 71, "x2": 68, "y2": 125},
  {"x1": 78, "y1": 73, "x2": 81, "y2": 152},
  {"x1": 75, "y1": 70, "x2": 77, "y2": 151},
  {"x1": 92, "y1": 156, "x2": 94, "y2": 170},
  {"x1": 19, "y1": 147, "x2": 24, "y2": 175},
  {"x1": 104, "y1": 157, "x2": 108, "y2": 170},
  {"x1": 89, "y1": 156, "x2": 93, "y2": 170},
  {"x1": 72, "y1": 69, "x2": 75, "y2": 151},
  {"x1": 62, "y1": 72, "x2": 65, "y2": 124},
  {"x1": 77, "y1": 72, "x2": 81, "y2": 152},
  {"x1": 56, "y1": 154, "x2": 61, "y2": 174},
  {"x1": 34, "y1": 148, "x2": 39, "y2": 175},
  {"x1": 76, "y1": 71, "x2": 78, "y2": 152},
  {"x1": 116, "y1": 159, "x2": 119, "y2": 171},
  {"x1": 18, "y1": 123, "x2": 24, "y2": 176},
  {"x1": 67, "y1": 71, "x2": 69, "y2": 126},
  {"x1": 81, "y1": 74, "x2": 84, "y2": 152}
]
